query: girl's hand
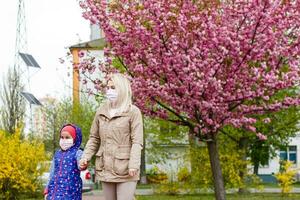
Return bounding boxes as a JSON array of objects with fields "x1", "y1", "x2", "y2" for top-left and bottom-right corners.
[
  {"x1": 79, "y1": 158, "x2": 88, "y2": 170},
  {"x1": 129, "y1": 168, "x2": 138, "y2": 177}
]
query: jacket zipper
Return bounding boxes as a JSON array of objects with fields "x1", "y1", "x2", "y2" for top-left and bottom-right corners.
[{"x1": 52, "y1": 152, "x2": 65, "y2": 200}]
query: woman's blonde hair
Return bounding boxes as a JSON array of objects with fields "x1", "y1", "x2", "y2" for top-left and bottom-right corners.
[{"x1": 109, "y1": 73, "x2": 132, "y2": 113}]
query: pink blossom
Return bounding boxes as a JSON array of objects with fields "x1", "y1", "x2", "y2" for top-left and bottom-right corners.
[
  {"x1": 263, "y1": 118, "x2": 271, "y2": 124},
  {"x1": 248, "y1": 126, "x2": 256, "y2": 133},
  {"x1": 78, "y1": 51, "x2": 85, "y2": 58},
  {"x1": 78, "y1": 0, "x2": 300, "y2": 136},
  {"x1": 257, "y1": 133, "x2": 267, "y2": 141}
]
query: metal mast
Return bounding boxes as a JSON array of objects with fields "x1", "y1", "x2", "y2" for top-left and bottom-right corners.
[
  {"x1": 15, "y1": 0, "x2": 42, "y2": 134},
  {"x1": 15, "y1": 0, "x2": 28, "y2": 71}
]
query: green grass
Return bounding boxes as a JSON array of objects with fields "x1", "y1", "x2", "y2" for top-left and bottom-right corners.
[
  {"x1": 137, "y1": 184, "x2": 154, "y2": 189},
  {"x1": 261, "y1": 182, "x2": 300, "y2": 188},
  {"x1": 136, "y1": 193, "x2": 300, "y2": 200},
  {"x1": 137, "y1": 182, "x2": 300, "y2": 190}
]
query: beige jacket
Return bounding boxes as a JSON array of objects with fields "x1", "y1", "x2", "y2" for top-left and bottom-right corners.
[{"x1": 82, "y1": 103, "x2": 143, "y2": 182}]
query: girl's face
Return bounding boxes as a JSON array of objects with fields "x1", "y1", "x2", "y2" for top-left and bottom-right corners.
[{"x1": 60, "y1": 131, "x2": 73, "y2": 140}]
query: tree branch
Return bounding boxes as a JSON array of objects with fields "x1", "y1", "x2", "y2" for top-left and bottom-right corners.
[
  {"x1": 153, "y1": 97, "x2": 194, "y2": 128},
  {"x1": 219, "y1": 129, "x2": 239, "y2": 143}
]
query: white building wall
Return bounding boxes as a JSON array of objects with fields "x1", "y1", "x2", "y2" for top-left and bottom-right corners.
[
  {"x1": 145, "y1": 145, "x2": 190, "y2": 181},
  {"x1": 257, "y1": 135, "x2": 300, "y2": 176}
]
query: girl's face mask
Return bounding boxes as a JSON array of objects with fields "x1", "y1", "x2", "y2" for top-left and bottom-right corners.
[
  {"x1": 59, "y1": 138, "x2": 74, "y2": 151},
  {"x1": 106, "y1": 88, "x2": 118, "y2": 102}
]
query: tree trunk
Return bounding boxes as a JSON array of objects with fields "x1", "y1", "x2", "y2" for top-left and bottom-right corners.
[
  {"x1": 207, "y1": 134, "x2": 226, "y2": 200},
  {"x1": 238, "y1": 137, "x2": 249, "y2": 194},
  {"x1": 253, "y1": 163, "x2": 259, "y2": 175},
  {"x1": 140, "y1": 123, "x2": 147, "y2": 184}
]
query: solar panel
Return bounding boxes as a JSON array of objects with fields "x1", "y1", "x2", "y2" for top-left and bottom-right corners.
[
  {"x1": 19, "y1": 53, "x2": 32, "y2": 66},
  {"x1": 20, "y1": 92, "x2": 42, "y2": 106},
  {"x1": 19, "y1": 52, "x2": 41, "y2": 68},
  {"x1": 27, "y1": 54, "x2": 40, "y2": 68}
]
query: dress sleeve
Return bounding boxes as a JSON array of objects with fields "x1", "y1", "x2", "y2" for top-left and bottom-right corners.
[{"x1": 76, "y1": 149, "x2": 84, "y2": 170}]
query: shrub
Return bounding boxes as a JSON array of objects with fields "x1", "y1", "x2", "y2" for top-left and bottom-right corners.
[
  {"x1": 0, "y1": 130, "x2": 47, "y2": 199},
  {"x1": 275, "y1": 160, "x2": 297, "y2": 195},
  {"x1": 147, "y1": 166, "x2": 168, "y2": 184},
  {"x1": 177, "y1": 167, "x2": 190, "y2": 183}
]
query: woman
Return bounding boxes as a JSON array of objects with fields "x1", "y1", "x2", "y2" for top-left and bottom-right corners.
[{"x1": 79, "y1": 73, "x2": 143, "y2": 200}]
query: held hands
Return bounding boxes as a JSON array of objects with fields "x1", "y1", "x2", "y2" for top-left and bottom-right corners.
[
  {"x1": 79, "y1": 158, "x2": 88, "y2": 170},
  {"x1": 79, "y1": 158, "x2": 136, "y2": 175},
  {"x1": 129, "y1": 168, "x2": 138, "y2": 177},
  {"x1": 43, "y1": 188, "x2": 48, "y2": 200}
]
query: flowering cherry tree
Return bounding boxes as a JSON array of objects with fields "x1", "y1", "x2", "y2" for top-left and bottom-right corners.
[{"x1": 79, "y1": 0, "x2": 300, "y2": 199}]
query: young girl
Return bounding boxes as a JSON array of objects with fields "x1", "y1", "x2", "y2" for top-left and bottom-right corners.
[{"x1": 44, "y1": 124, "x2": 84, "y2": 200}]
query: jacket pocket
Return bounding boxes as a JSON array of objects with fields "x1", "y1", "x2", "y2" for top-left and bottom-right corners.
[
  {"x1": 113, "y1": 150, "x2": 130, "y2": 176},
  {"x1": 95, "y1": 150, "x2": 104, "y2": 171}
]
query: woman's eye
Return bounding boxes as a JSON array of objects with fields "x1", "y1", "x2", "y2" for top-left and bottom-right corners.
[{"x1": 107, "y1": 85, "x2": 115, "y2": 89}]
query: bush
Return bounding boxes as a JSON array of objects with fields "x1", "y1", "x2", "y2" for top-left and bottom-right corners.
[
  {"x1": 275, "y1": 160, "x2": 297, "y2": 195},
  {"x1": 0, "y1": 130, "x2": 47, "y2": 199},
  {"x1": 186, "y1": 145, "x2": 249, "y2": 190},
  {"x1": 146, "y1": 166, "x2": 168, "y2": 184},
  {"x1": 177, "y1": 167, "x2": 191, "y2": 182}
]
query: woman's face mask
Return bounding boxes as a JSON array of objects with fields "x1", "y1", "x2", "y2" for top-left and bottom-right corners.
[
  {"x1": 106, "y1": 88, "x2": 118, "y2": 102},
  {"x1": 59, "y1": 138, "x2": 74, "y2": 151}
]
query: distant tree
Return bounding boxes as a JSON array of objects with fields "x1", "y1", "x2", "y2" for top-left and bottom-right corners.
[
  {"x1": 249, "y1": 104, "x2": 300, "y2": 175},
  {"x1": 220, "y1": 89, "x2": 300, "y2": 183},
  {"x1": 0, "y1": 67, "x2": 25, "y2": 134},
  {"x1": 40, "y1": 98, "x2": 96, "y2": 155}
]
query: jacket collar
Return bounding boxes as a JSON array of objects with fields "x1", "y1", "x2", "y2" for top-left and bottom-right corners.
[{"x1": 98, "y1": 102, "x2": 130, "y2": 119}]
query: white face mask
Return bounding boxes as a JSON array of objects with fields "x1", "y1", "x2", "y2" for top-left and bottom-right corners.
[
  {"x1": 59, "y1": 138, "x2": 74, "y2": 151},
  {"x1": 106, "y1": 88, "x2": 118, "y2": 102}
]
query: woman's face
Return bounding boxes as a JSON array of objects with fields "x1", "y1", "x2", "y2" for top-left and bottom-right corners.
[
  {"x1": 106, "y1": 80, "x2": 118, "y2": 102},
  {"x1": 106, "y1": 80, "x2": 116, "y2": 91}
]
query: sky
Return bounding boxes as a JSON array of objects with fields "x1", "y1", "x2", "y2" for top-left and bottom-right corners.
[{"x1": 0, "y1": 0, "x2": 91, "y2": 100}]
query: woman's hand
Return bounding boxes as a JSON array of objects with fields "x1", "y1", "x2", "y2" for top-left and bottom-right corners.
[
  {"x1": 129, "y1": 168, "x2": 138, "y2": 177},
  {"x1": 79, "y1": 158, "x2": 88, "y2": 170}
]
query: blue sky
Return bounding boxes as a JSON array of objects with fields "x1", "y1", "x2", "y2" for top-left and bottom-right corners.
[{"x1": 0, "y1": 0, "x2": 91, "y2": 99}]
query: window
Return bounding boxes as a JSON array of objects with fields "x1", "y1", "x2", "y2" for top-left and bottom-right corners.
[{"x1": 280, "y1": 146, "x2": 297, "y2": 164}]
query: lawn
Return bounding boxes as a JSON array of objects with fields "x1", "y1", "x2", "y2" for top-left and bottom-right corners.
[
  {"x1": 136, "y1": 183, "x2": 300, "y2": 189},
  {"x1": 262, "y1": 182, "x2": 300, "y2": 188},
  {"x1": 136, "y1": 193, "x2": 300, "y2": 200}
]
